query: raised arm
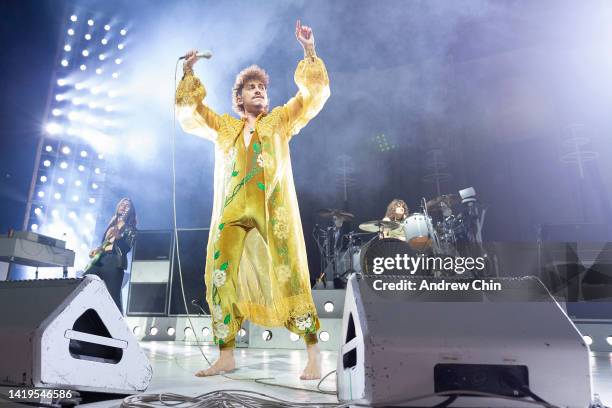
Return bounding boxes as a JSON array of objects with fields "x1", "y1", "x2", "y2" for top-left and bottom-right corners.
[
  {"x1": 175, "y1": 50, "x2": 221, "y2": 142},
  {"x1": 281, "y1": 20, "x2": 331, "y2": 139}
]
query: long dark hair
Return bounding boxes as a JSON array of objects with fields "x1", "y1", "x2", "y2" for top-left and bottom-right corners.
[{"x1": 107, "y1": 197, "x2": 137, "y2": 233}]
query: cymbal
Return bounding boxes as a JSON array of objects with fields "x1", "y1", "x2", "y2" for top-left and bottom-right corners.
[
  {"x1": 359, "y1": 220, "x2": 400, "y2": 233},
  {"x1": 426, "y1": 194, "x2": 460, "y2": 210},
  {"x1": 317, "y1": 208, "x2": 355, "y2": 220}
]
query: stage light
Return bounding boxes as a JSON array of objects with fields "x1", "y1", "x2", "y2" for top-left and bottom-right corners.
[
  {"x1": 87, "y1": 19, "x2": 94, "y2": 26},
  {"x1": 67, "y1": 128, "x2": 76, "y2": 136},
  {"x1": 61, "y1": 146, "x2": 70, "y2": 155},
  {"x1": 92, "y1": 183, "x2": 98, "y2": 189},
  {"x1": 202, "y1": 327, "x2": 210, "y2": 336},
  {"x1": 54, "y1": 192, "x2": 62, "y2": 200},
  {"x1": 82, "y1": 50, "x2": 89, "y2": 57},
  {"x1": 37, "y1": 191, "x2": 45, "y2": 198},
  {"x1": 61, "y1": 59, "x2": 68, "y2": 67},
  {"x1": 184, "y1": 327, "x2": 193, "y2": 336},
  {"x1": 75, "y1": 180, "x2": 82, "y2": 186},
  {"x1": 80, "y1": 64, "x2": 86, "y2": 71},
  {"x1": 238, "y1": 328, "x2": 247, "y2": 337},
  {"x1": 67, "y1": 28, "x2": 74, "y2": 36},
  {"x1": 70, "y1": 15, "x2": 77, "y2": 22},
  {"x1": 606, "y1": 337, "x2": 612, "y2": 346},
  {"x1": 72, "y1": 97, "x2": 83, "y2": 105},
  {"x1": 57, "y1": 79, "x2": 67, "y2": 86},
  {"x1": 101, "y1": 38, "x2": 108, "y2": 45},
  {"x1": 45, "y1": 145, "x2": 53, "y2": 152},
  {"x1": 262, "y1": 330, "x2": 273, "y2": 341},
  {"x1": 68, "y1": 111, "x2": 79, "y2": 121},
  {"x1": 149, "y1": 327, "x2": 158, "y2": 336},
  {"x1": 78, "y1": 165, "x2": 85, "y2": 172},
  {"x1": 89, "y1": 197, "x2": 96, "y2": 204},
  {"x1": 167, "y1": 327, "x2": 175, "y2": 336},
  {"x1": 105, "y1": 106, "x2": 113, "y2": 112},
  {"x1": 98, "y1": 54, "x2": 106, "y2": 61},
  {"x1": 115, "y1": 58, "x2": 122, "y2": 65},
  {"x1": 72, "y1": 195, "x2": 79, "y2": 202},
  {"x1": 118, "y1": 43, "x2": 124, "y2": 50},
  {"x1": 45, "y1": 122, "x2": 62, "y2": 134},
  {"x1": 88, "y1": 101, "x2": 97, "y2": 109},
  {"x1": 64, "y1": 44, "x2": 71, "y2": 52},
  {"x1": 80, "y1": 243, "x2": 88, "y2": 250},
  {"x1": 104, "y1": 24, "x2": 110, "y2": 31},
  {"x1": 75, "y1": 82, "x2": 84, "y2": 90},
  {"x1": 68, "y1": 211, "x2": 77, "y2": 219},
  {"x1": 91, "y1": 86, "x2": 101, "y2": 95},
  {"x1": 51, "y1": 209, "x2": 59, "y2": 218},
  {"x1": 34, "y1": 208, "x2": 42, "y2": 216},
  {"x1": 55, "y1": 94, "x2": 65, "y2": 101},
  {"x1": 319, "y1": 331, "x2": 330, "y2": 342},
  {"x1": 324, "y1": 301, "x2": 334, "y2": 313},
  {"x1": 52, "y1": 108, "x2": 61, "y2": 116},
  {"x1": 289, "y1": 333, "x2": 299, "y2": 342},
  {"x1": 98, "y1": 154, "x2": 104, "y2": 160},
  {"x1": 84, "y1": 33, "x2": 91, "y2": 41},
  {"x1": 132, "y1": 326, "x2": 140, "y2": 335},
  {"x1": 94, "y1": 167, "x2": 101, "y2": 174},
  {"x1": 59, "y1": 161, "x2": 68, "y2": 169},
  {"x1": 95, "y1": 68, "x2": 102, "y2": 75},
  {"x1": 584, "y1": 335, "x2": 593, "y2": 345},
  {"x1": 31, "y1": 224, "x2": 38, "y2": 231},
  {"x1": 85, "y1": 212, "x2": 93, "y2": 221},
  {"x1": 120, "y1": 29, "x2": 127, "y2": 36},
  {"x1": 80, "y1": 150, "x2": 88, "y2": 158},
  {"x1": 112, "y1": 72, "x2": 118, "y2": 79},
  {"x1": 43, "y1": 160, "x2": 51, "y2": 167},
  {"x1": 108, "y1": 90, "x2": 118, "y2": 98},
  {"x1": 57, "y1": 177, "x2": 65, "y2": 185},
  {"x1": 40, "y1": 175, "x2": 47, "y2": 183}
]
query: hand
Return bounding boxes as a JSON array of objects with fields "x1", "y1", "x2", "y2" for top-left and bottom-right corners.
[
  {"x1": 184, "y1": 49, "x2": 199, "y2": 72},
  {"x1": 89, "y1": 249, "x2": 99, "y2": 258},
  {"x1": 295, "y1": 20, "x2": 314, "y2": 49}
]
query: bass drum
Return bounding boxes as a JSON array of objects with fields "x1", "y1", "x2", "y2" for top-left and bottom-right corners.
[
  {"x1": 360, "y1": 237, "x2": 422, "y2": 275},
  {"x1": 404, "y1": 213, "x2": 437, "y2": 252}
]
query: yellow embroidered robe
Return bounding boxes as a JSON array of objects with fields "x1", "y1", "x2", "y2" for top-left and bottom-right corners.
[{"x1": 175, "y1": 55, "x2": 330, "y2": 334}]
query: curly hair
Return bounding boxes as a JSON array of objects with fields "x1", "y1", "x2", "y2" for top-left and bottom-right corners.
[
  {"x1": 232, "y1": 65, "x2": 269, "y2": 116},
  {"x1": 384, "y1": 199, "x2": 409, "y2": 222}
]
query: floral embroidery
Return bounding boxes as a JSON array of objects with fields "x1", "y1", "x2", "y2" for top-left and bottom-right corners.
[
  {"x1": 276, "y1": 264, "x2": 291, "y2": 283},
  {"x1": 212, "y1": 269, "x2": 227, "y2": 287},
  {"x1": 273, "y1": 222, "x2": 289, "y2": 240},
  {"x1": 212, "y1": 228, "x2": 221, "y2": 243},
  {"x1": 257, "y1": 152, "x2": 272, "y2": 169},
  {"x1": 211, "y1": 304, "x2": 223, "y2": 321},
  {"x1": 214, "y1": 322, "x2": 230, "y2": 339},
  {"x1": 294, "y1": 313, "x2": 313, "y2": 331},
  {"x1": 274, "y1": 206, "x2": 288, "y2": 223}
]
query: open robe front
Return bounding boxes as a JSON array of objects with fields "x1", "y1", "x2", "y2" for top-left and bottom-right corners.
[{"x1": 175, "y1": 55, "x2": 330, "y2": 339}]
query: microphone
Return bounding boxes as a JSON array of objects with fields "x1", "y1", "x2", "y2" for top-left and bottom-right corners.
[{"x1": 179, "y1": 51, "x2": 213, "y2": 60}]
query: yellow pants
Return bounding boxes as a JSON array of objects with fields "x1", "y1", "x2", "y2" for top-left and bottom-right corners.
[{"x1": 210, "y1": 134, "x2": 318, "y2": 348}]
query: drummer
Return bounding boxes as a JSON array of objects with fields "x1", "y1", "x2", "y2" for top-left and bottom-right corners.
[{"x1": 382, "y1": 199, "x2": 409, "y2": 240}]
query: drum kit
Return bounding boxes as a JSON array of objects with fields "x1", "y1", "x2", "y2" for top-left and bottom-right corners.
[{"x1": 314, "y1": 190, "x2": 487, "y2": 288}]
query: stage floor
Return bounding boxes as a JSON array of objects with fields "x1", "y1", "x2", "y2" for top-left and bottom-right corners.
[{"x1": 81, "y1": 341, "x2": 611, "y2": 407}]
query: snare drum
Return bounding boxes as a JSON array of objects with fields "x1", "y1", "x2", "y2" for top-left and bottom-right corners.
[{"x1": 403, "y1": 213, "x2": 435, "y2": 252}]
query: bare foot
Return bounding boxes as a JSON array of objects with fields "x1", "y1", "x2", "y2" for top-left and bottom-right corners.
[
  {"x1": 195, "y1": 348, "x2": 236, "y2": 377},
  {"x1": 300, "y1": 343, "x2": 321, "y2": 380}
]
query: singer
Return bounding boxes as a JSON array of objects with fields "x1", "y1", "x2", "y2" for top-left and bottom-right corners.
[{"x1": 175, "y1": 20, "x2": 330, "y2": 379}]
